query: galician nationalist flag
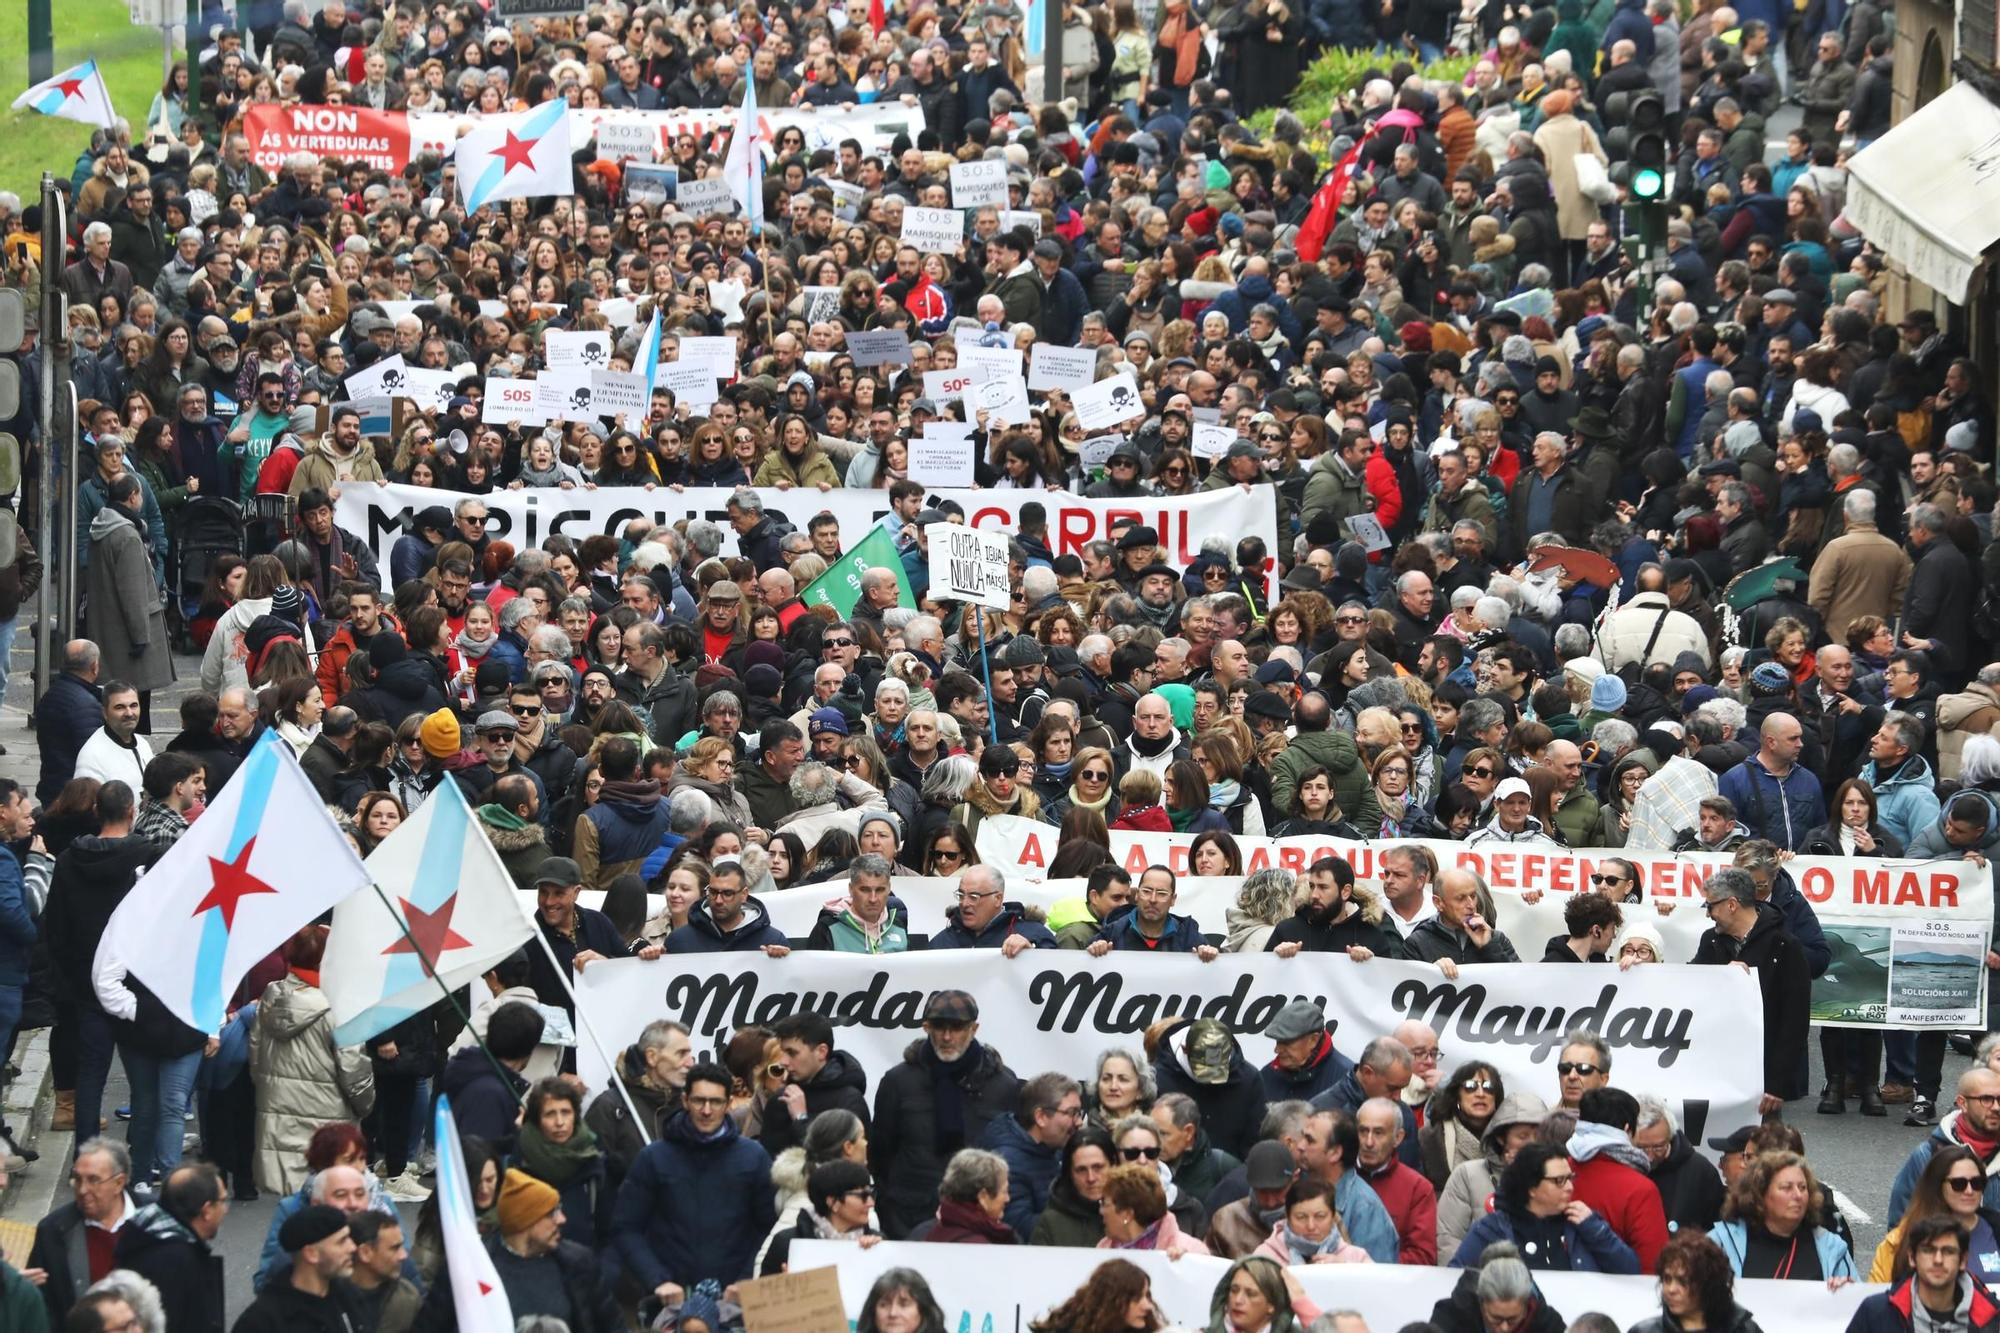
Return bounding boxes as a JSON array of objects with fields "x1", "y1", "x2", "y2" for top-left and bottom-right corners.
[
  {"x1": 13, "y1": 60, "x2": 117, "y2": 129},
  {"x1": 634, "y1": 307, "x2": 662, "y2": 389},
  {"x1": 799, "y1": 526, "x2": 913, "y2": 617},
  {"x1": 720, "y1": 73, "x2": 764, "y2": 231},
  {"x1": 97, "y1": 732, "x2": 370, "y2": 1032},
  {"x1": 322, "y1": 779, "x2": 535, "y2": 1046},
  {"x1": 458, "y1": 98, "x2": 574, "y2": 211},
  {"x1": 436, "y1": 1096, "x2": 516, "y2": 1331}
]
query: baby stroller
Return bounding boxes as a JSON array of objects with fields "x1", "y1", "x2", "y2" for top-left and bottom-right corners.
[{"x1": 168, "y1": 495, "x2": 246, "y2": 653}]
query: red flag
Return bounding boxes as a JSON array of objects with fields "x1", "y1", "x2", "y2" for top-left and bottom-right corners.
[
  {"x1": 1295, "y1": 137, "x2": 1365, "y2": 263},
  {"x1": 869, "y1": 0, "x2": 887, "y2": 34}
]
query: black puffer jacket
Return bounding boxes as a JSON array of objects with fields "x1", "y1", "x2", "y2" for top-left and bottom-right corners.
[
  {"x1": 115, "y1": 1204, "x2": 225, "y2": 1333},
  {"x1": 350, "y1": 658, "x2": 449, "y2": 729},
  {"x1": 759, "y1": 1050, "x2": 871, "y2": 1155},
  {"x1": 1151, "y1": 1017, "x2": 1269, "y2": 1159},
  {"x1": 1649, "y1": 1130, "x2": 1727, "y2": 1234},
  {"x1": 869, "y1": 1039, "x2": 1021, "y2": 1238}
]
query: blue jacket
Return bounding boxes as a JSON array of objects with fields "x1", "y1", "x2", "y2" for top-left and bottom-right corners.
[
  {"x1": 1452, "y1": 1206, "x2": 1642, "y2": 1273},
  {"x1": 1717, "y1": 754, "x2": 1826, "y2": 851},
  {"x1": 1672, "y1": 355, "x2": 1720, "y2": 459},
  {"x1": 437, "y1": 1046, "x2": 529, "y2": 1154},
  {"x1": 1040, "y1": 265, "x2": 1090, "y2": 346},
  {"x1": 665, "y1": 897, "x2": 788, "y2": 953},
  {"x1": 1207, "y1": 273, "x2": 1303, "y2": 342},
  {"x1": 1711, "y1": 1217, "x2": 1855, "y2": 1280},
  {"x1": 980, "y1": 1113, "x2": 1062, "y2": 1240},
  {"x1": 389, "y1": 533, "x2": 440, "y2": 587},
  {"x1": 1333, "y1": 1169, "x2": 1402, "y2": 1264},
  {"x1": 1308, "y1": 0, "x2": 1374, "y2": 48},
  {"x1": 1859, "y1": 755, "x2": 1943, "y2": 851},
  {"x1": 582, "y1": 793, "x2": 674, "y2": 867},
  {"x1": 1846, "y1": 1274, "x2": 2000, "y2": 1333},
  {"x1": 487, "y1": 629, "x2": 529, "y2": 684},
  {"x1": 931, "y1": 902, "x2": 1058, "y2": 950},
  {"x1": 35, "y1": 672, "x2": 103, "y2": 804},
  {"x1": 1257, "y1": 1035, "x2": 1354, "y2": 1104},
  {"x1": 1907, "y1": 790, "x2": 2000, "y2": 861},
  {"x1": 1091, "y1": 903, "x2": 1209, "y2": 952},
  {"x1": 612, "y1": 1110, "x2": 775, "y2": 1289},
  {"x1": 1599, "y1": 0, "x2": 1655, "y2": 65},
  {"x1": 1767, "y1": 869, "x2": 1831, "y2": 978},
  {"x1": 0, "y1": 846, "x2": 33, "y2": 988}
]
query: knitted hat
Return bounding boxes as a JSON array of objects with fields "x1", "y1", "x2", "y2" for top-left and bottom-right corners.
[
  {"x1": 269, "y1": 584, "x2": 307, "y2": 624},
  {"x1": 1749, "y1": 662, "x2": 1793, "y2": 696},
  {"x1": 418, "y1": 707, "x2": 461, "y2": 759},
  {"x1": 278, "y1": 1203, "x2": 349, "y2": 1253},
  {"x1": 743, "y1": 640, "x2": 787, "y2": 675},
  {"x1": 1590, "y1": 674, "x2": 1627, "y2": 712},
  {"x1": 745, "y1": 663, "x2": 784, "y2": 698},
  {"x1": 369, "y1": 631, "x2": 408, "y2": 668},
  {"x1": 496, "y1": 1168, "x2": 561, "y2": 1234},
  {"x1": 1564, "y1": 657, "x2": 1605, "y2": 685}
]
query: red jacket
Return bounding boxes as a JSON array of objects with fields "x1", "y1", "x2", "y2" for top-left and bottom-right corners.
[
  {"x1": 1571, "y1": 1152, "x2": 1669, "y2": 1274},
  {"x1": 1360, "y1": 1157, "x2": 1438, "y2": 1266},
  {"x1": 1111, "y1": 803, "x2": 1172, "y2": 832}
]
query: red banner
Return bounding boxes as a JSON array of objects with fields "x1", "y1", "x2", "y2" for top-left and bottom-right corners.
[{"x1": 242, "y1": 104, "x2": 412, "y2": 173}]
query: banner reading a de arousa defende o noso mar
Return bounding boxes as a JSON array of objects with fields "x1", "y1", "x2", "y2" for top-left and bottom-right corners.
[
  {"x1": 956, "y1": 817, "x2": 1994, "y2": 1031},
  {"x1": 787, "y1": 1240, "x2": 1875, "y2": 1333},
  {"x1": 576, "y1": 949, "x2": 1765, "y2": 1150},
  {"x1": 334, "y1": 483, "x2": 1281, "y2": 602}
]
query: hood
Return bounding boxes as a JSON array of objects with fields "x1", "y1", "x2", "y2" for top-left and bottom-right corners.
[
  {"x1": 122, "y1": 1201, "x2": 201, "y2": 1253},
  {"x1": 690, "y1": 894, "x2": 776, "y2": 941},
  {"x1": 439, "y1": 1045, "x2": 507, "y2": 1101},
  {"x1": 772, "y1": 1145, "x2": 811, "y2": 1196},
  {"x1": 1567, "y1": 1120, "x2": 1653, "y2": 1172},
  {"x1": 1224, "y1": 905, "x2": 1277, "y2": 950},
  {"x1": 1939, "y1": 684, "x2": 2000, "y2": 729},
  {"x1": 1482, "y1": 1092, "x2": 1551, "y2": 1157},
  {"x1": 260, "y1": 975, "x2": 331, "y2": 1037},
  {"x1": 1932, "y1": 789, "x2": 2000, "y2": 850},
  {"x1": 62, "y1": 833, "x2": 163, "y2": 886},
  {"x1": 943, "y1": 900, "x2": 1045, "y2": 942},
  {"x1": 89, "y1": 504, "x2": 140, "y2": 542},
  {"x1": 1281, "y1": 728, "x2": 1360, "y2": 775},
  {"x1": 805, "y1": 1049, "x2": 869, "y2": 1099},
  {"x1": 1871, "y1": 754, "x2": 1936, "y2": 790},
  {"x1": 374, "y1": 657, "x2": 439, "y2": 702}
]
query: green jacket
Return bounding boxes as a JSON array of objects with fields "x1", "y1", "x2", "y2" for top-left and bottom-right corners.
[
  {"x1": 1, "y1": 1263, "x2": 48, "y2": 1333},
  {"x1": 1420, "y1": 481, "x2": 1498, "y2": 553},
  {"x1": 735, "y1": 763, "x2": 798, "y2": 830},
  {"x1": 1299, "y1": 454, "x2": 1372, "y2": 538},
  {"x1": 1269, "y1": 728, "x2": 1378, "y2": 830},
  {"x1": 1554, "y1": 776, "x2": 1601, "y2": 848}
]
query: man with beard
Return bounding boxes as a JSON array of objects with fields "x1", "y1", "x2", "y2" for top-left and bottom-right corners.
[
  {"x1": 1268, "y1": 856, "x2": 1406, "y2": 959},
  {"x1": 1134, "y1": 564, "x2": 1181, "y2": 633}
]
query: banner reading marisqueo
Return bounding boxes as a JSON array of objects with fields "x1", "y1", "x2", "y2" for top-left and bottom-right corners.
[
  {"x1": 334, "y1": 483, "x2": 1279, "y2": 599},
  {"x1": 788, "y1": 1240, "x2": 1874, "y2": 1333},
  {"x1": 576, "y1": 950, "x2": 1763, "y2": 1145}
]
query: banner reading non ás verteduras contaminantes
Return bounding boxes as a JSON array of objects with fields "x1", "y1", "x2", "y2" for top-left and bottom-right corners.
[
  {"x1": 787, "y1": 1240, "x2": 1875, "y2": 1333},
  {"x1": 335, "y1": 483, "x2": 1280, "y2": 600},
  {"x1": 961, "y1": 818, "x2": 1995, "y2": 1030},
  {"x1": 577, "y1": 951, "x2": 1764, "y2": 1146}
]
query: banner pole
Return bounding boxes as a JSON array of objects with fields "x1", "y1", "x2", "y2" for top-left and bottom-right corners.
[
  {"x1": 529, "y1": 928, "x2": 655, "y2": 1144},
  {"x1": 975, "y1": 606, "x2": 999, "y2": 748},
  {"x1": 365, "y1": 878, "x2": 524, "y2": 1107}
]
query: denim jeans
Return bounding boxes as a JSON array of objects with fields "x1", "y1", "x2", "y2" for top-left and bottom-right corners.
[
  {"x1": 73, "y1": 1008, "x2": 120, "y2": 1158},
  {"x1": 122, "y1": 1044, "x2": 202, "y2": 1185},
  {"x1": 0, "y1": 985, "x2": 21, "y2": 1070},
  {"x1": 0, "y1": 615, "x2": 18, "y2": 712}
]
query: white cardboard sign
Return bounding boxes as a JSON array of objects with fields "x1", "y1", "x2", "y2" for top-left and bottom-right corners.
[
  {"x1": 972, "y1": 374, "x2": 1031, "y2": 428},
  {"x1": 908, "y1": 433, "x2": 976, "y2": 488},
  {"x1": 949, "y1": 159, "x2": 1009, "y2": 209},
  {"x1": 927, "y1": 522, "x2": 1012, "y2": 610},
  {"x1": 343, "y1": 354, "x2": 409, "y2": 402},
  {"x1": 545, "y1": 330, "x2": 613, "y2": 369},
  {"x1": 657, "y1": 361, "x2": 720, "y2": 408},
  {"x1": 846, "y1": 330, "x2": 915, "y2": 368},
  {"x1": 1073, "y1": 371, "x2": 1146, "y2": 430},
  {"x1": 923, "y1": 368, "x2": 978, "y2": 403},
  {"x1": 594, "y1": 119, "x2": 660, "y2": 162},
  {"x1": 535, "y1": 370, "x2": 600, "y2": 424},
  {"x1": 1028, "y1": 343, "x2": 1097, "y2": 393},
  {"x1": 956, "y1": 345, "x2": 1023, "y2": 384},
  {"x1": 482, "y1": 376, "x2": 542, "y2": 425},
  {"x1": 1192, "y1": 422, "x2": 1235, "y2": 459},
  {"x1": 900, "y1": 205, "x2": 965, "y2": 254},
  {"x1": 590, "y1": 370, "x2": 652, "y2": 418},
  {"x1": 677, "y1": 177, "x2": 734, "y2": 218}
]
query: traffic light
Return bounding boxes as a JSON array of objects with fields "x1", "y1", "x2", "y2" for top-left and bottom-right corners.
[
  {"x1": 1626, "y1": 92, "x2": 1668, "y2": 203},
  {"x1": 0, "y1": 289, "x2": 22, "y2": 498}
]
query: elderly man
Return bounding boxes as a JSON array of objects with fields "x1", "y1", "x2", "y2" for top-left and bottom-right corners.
[
  {"x1": 1404, "y1": 868, "x2": 1520, "y2": 972},
  {"x1": 1355, "y1": 1097, "x2": 1437, "y2": 1265},
  {"x1": 28, "y1": 1138, "x2": 137, "y2": 1326},
  {"x1": 588, "y1": 1019, "x2": 694, "y2": 1182},
  {"x1": 1693, "y1": 868, "x2": 1809, "y2": 1114},
  {"x1": 1120, "y1": 691, "x2": 1188, "y2": 780},
  {"x1": 252, "y1": 1161, "x2": 377, "y2": 1291},
  {"x1": 932, "y1": 865, "x2": 1055, "y2": 953}
]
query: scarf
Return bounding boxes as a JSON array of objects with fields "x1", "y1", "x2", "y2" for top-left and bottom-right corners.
[
  {"x1": 1960, "y1": 1119, "x2": 2000, "y2": 1162},
  {"x1": 455, "y1": 626, "x2": 496, "y2": 660},
  {"x1": 925, "y1": 1042, "x2": 974, "y2": 1153},
  {"x1": 1042, "y1": 757, "x2": 1074, "y2": 783},
  {"x1": 479, "y1": 803, "x2": 530, "y2": 832},
  {"x1": 514, "y1": 1120, "x2": 601, "y2": 1189},
  {"x1": 1112, "y1": 1217, "x2": 1167, "y2": 1251},
  {"x1": 1067, "y1": 782, "x2": 1112, "y2": 813},
  {"x1": 1170, "y1": 804, "x2": 1204, "y2": 832},
  {"x1": 1128, "y1": 727, "x2": 1180, "y2": 760},
  {"x1": 1376, "y1": 788, "x2": 1408, "y2": 837},
  {"x1": 1281, "y1": 1222, "x2": 1347, "y2": 1263},
  {"x1": 601, "y1": 777, "x2": 664, "y2": 805},
  {"x1": 1442, "y1": 1116, "x2": 1484, "y2": 1174},
  {"x1": 1159, "y1": 8, "x2": 1202, "y2": 85},
  {"x1": 1208, "y1": 778, "x2": 1241, "y2": 811},
  {"x1": 1136, "y1": 597, "x2": 1177, "y2": 630}
]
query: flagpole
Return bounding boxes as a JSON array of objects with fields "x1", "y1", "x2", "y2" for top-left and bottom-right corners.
[
  {"x1": 366, "y1": 878, "x2": 526, "y2": 1107},
  {"x1": 528, "y1": 929, "x2": 655, "y2": 1144}
]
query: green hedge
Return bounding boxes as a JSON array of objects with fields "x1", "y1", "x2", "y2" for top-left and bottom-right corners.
[{"x1": 1243, "y1": 47, "x2": 1478, "y2": 148}]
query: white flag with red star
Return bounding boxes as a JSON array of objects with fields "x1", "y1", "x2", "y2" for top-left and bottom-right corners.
[
  {"x1": 457, "y1": 98, "x2": 574, "y2": 211},
  {"x1": 13, "y1": 59, "x2": 117, "y2": 129},
  {"x1": 436, "y1": 1096, "x2": 517, "y2": 1331},
  {"x1": 96, "y1": 733, "x2": 370, "y2": 1033},
  {"x1": 321, "y1": 779, "x2": 535, "y2": 1046}
]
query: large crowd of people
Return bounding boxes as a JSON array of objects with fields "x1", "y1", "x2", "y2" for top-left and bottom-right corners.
[{"x1": 0, "y1": 0, "x2": 1992, "y2": 1326}]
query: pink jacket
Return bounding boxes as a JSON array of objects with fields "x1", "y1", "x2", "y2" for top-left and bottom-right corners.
[
  {"x1": 1252, "y1": 1222, "x2": 1374, "y2": 1266},
  {"x1": 1096, "y1": 1210, "x2": 1211, "y2": 1257}
]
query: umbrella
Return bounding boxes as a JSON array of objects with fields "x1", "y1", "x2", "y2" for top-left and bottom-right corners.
[
  {"x1": 1723, "y1": 557, "x2": 1810, "y2": 612},
  {"x1": 1525, "y1": 546, "x2": 1621, "y2": 588}
]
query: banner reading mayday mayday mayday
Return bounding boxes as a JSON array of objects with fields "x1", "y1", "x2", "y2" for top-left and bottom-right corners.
[
  {"x1": 334, "y1": 483, "x2": 1281, "y2": 600},
  {"x1": 576, "y1": 950, "x2": 1764, "y2": 1146},
  {"x1": 788, "y1": 1240, "x2": 1874, "y2": 1333},
  {"x1": 958, "y1": 817, "x2": 1993, "y2": 1029}
]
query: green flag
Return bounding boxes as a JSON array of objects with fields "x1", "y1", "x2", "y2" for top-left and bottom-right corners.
[{"x1": 798, "y1": 525, "x2": 914, "y2": 617}]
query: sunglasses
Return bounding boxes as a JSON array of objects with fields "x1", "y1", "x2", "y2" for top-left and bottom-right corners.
[
  {"x1": 1557, "y1": 1062, "x2": 1601, "y2": 1078},
  {"x1": 1336, "y1": 614, "x2": 1365, "y2": 625},
  {"x1": 1080, "y1": 769, "x2": 1111, "y2": 781},
  {"x1": 1119, "y1": 1145, "x2": 1163, "y2": 1161},
  {"x1": 1463, "y1": 766, "x2": 1495, "y2": 779},
  {"x1": 1163, "y1": 466, "x2": 1187, "y2": 477},
  {"x1": 824, "y1": 638, "x2": 855, "y2": 649},
  {"x1": 509, "y1": 704, "x2": 541, "y2": 717},
  {"x1": 933, "y1": 847, "x2": 963, "y2": 862},
  {"x1": 1947, "y1": 1176, "x2": 1986, "y2": 1193},
  {"x1": 1258, "y1": 432, "x2": 1283, "y2": 442},
  {"x1": 1589, "y1": 873, "x2": 1626, "y2": 886},
  {"x1": 1460, "y1": 1077, "x2": 1496, "y2": 1092}
]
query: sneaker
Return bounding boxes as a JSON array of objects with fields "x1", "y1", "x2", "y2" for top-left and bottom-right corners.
[
  {"x1": 1908, "y1": 1097, "x2": 1939, "y2": 1127},
  {"x1": 383, "y1": 1170, "x2": 432, "y2": 1202},
  {"x1": 1880, "y1": 1082, "x2": 1916, "y2": 1104},
  {"x1": 114, "y1": 1106, "x2": 132, "y2": 1121}
]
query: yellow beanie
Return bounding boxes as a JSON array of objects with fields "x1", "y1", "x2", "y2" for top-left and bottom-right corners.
[
  {"x1": 496, "y1": 1168, "x2": 561, "y2": 1234},
  {"x1": 418, "y1": 708, "x2": 461, "y2": 759}
]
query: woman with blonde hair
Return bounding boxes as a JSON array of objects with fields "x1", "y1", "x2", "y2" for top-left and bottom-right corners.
[{"x1": 1225, "y1": 867, "x2": 1298, "y2": 953}]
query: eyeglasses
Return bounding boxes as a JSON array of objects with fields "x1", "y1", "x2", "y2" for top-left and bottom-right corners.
[
  {"x1": 1541, "y1": 1171, "x2": 1575, "y2": 1187},
  {"x1": 1557, "y1": 1062, "x2": 1601, "y2": 1078},
  {"x1": 843, "y1": 1187, "x2": 877, "y2": 1201},
  {"x1": 956, "y1": 888, "x2": 1000, "y2": 901},
  {"x1": 70, "y1": 1170, "x2": 124, "y2": 1187},
  {"x1": 686, "y1": 1094, "x2": 729, "y2": 1110},
  {"x1": 1120, "y1": 1144, "x2": 1163, "y2": 1161},
  {"x1": 1589, "y1": 873, "x2": 1627, "y2": 886},
  {"x1": 1460, "y1": 1077, "x2": 1496, "y2": 1092},
  {"x1": 1946, "y1": 1175, "x2": 1987, "y2": 1193}
]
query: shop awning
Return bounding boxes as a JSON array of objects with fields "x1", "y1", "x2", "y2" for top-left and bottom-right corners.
[{"x1": 1846, "y1": 81, "x2": 2000, "y2": 303}]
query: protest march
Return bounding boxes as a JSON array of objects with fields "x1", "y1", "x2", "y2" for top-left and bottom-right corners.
[{"x1": 7, "y1": 0, "x2": 2000, "y2": 1329}]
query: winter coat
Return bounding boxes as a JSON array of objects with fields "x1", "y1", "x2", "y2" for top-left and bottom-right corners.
[
  {"x1": 436, "y1": 1045, "x2": 529, "y2": 1155},
  {"x1": 1531, "y1": 113, "x2": 1608, "y2": 241},
  {"x1": 931, "y1": 901, "x2": 1058, "y2": 949},
  {"x1": 1258, "y1": 1033, "x2": 1354, "y2": 1105},
  {"x1": 1649, "y1": 1131, "x2": 1727, "y2": 1235},
  {"x1": 1858, "y1": 755, "x2": 1943, "y2": 853},
  {"x1": 1153, "y1": 1018, "x2": 1269, "y2": 1159},
  {"x1": 1452, "y1": 1204, "x2": 1640, "y2": 1272},
  {"x1": 349, "y1": 657, "x2": 449, "y2": 730},
  {"x1": 1091, "y1": 902, "x2": 1210, "y2": 952},
  {"x1": 1693, "y1": 902, "x2": 1812, "y2": 1100},
  {"x1": 1907, "y1": 789, "x2": 2000, "y2": 863},
  {"x1": 1905, "y1": 535, "x2": 1975, "y2": 679},
  {"x1": 759, "y1": 1050, "x2": 871, "y2": 1156},
  {"x1": 1889, "y1": 1108, "x2": 2000, "y2": 1225},
  {"x1": 1596, "y1": 590, "x2": 1711, "y2": 672},
  {"x1": 83, "y1": 506, "x2": 172, "y2": 693},
  {"x1": 1269, "y1": 728, "x2": 1376, "y2": 831},
  {"x1": 612, "y1": 1110, "x2": 775, "y2": 1288},
  {"x1": 665, "y1": 896, "x2": 789, "y2": 953},
  {"x1": 1710, "y1": 1218, "x2": 1856, "y2": 1280},
  {"x1": 1939, "y1": 683, "x2": 2000, "y2": 782},
  {"x1": 1436, "y1": 1093, "x2": 1550, "y2": 1261},
  {"x1": 114, "y1": 1203, "x2": 225, "y2": 1333},
  {"x1": 249, "y1": 974, "x2": 376, "y2": 1193},
  {"x1": 477, "y1": 808, "x2": 551, "y2": 892},
  {"x1": 35, "y1": 672, "x2": 101, "y2": 804},
  {"x1": 982, "y1": 1112, "x2": 1065, "y2": 1240},
  {"x1": 409, "y1": 1233, "x2": 622, "y2": 1333},
  {"x1": 576, "y1": 788, "x2": 673, "y2": 889},
  {"x1": 1844, "y1": 1275, "x2": 2000, "y2": 1333},
  {"x1": 1717, "y1": 754, "x2": 1827, "y2": 852},
  {"x1": 1808, "y1": 522, "x2": 1911, "y2": 645},
  {"x1": 1031, "y1": 1176, "x2": 1106, "y2": 1247},
  {"x1": 871, "y1": 1038, "x2": 1021, "y2": 1237},
  {"x1": 585, "y1": 1043, "x2": 679, "y2": 1189},
  {"x1": 1429, "y1": 1266, "x2": 1564, "y2": 1333},
  {"x1": 1568, "y1": 1122, "x2": 1669, "y2": 1272}
]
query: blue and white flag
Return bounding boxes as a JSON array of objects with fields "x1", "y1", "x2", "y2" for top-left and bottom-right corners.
[
  {"x1": 322, "y1": 780, "x2": 534, "y2": 1046},
  {"x1": 720, "y1": 75, "x2": 764, "y2": 231},
  {"x1": 458, "y1": 98, "x2": 574, "y2": 212},
  {"x1": 13, "y1": 60, "x2": 116, "y2": 129},
  {"x1": 436, "y1": 1096, "x2": 517, "y2": 1331}
]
